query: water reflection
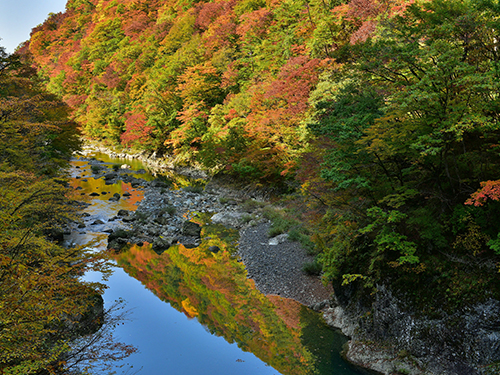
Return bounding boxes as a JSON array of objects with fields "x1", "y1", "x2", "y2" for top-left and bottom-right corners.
[
  {"x1": 70, "y1": 153, "x2": 362, "y2": 375},
  {"x1": 112, "y1": 239, "x2": 356, "y2": 375}
]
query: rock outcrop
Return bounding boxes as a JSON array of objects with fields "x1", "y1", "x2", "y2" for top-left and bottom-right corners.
[{"x1": 324, "y1": 284, "x2": 500, "y2": 375}]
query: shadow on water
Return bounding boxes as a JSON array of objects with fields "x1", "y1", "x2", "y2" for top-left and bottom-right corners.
[{"x1": 70, "y1": 151, "x2": 365, "y2": 375}]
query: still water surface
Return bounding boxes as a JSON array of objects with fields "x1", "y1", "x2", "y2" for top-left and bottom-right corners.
[{"x1": 67, "y1": 153, "x2": 364, "y2": 375}]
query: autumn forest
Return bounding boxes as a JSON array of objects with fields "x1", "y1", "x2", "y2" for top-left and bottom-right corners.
[{"x1": 2, "y1": 0, "x2": 500, "y2": 373}]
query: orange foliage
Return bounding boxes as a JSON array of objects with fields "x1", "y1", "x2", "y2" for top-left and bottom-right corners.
[
  {"x1": 465, "y1": 180, "x2": 500, "y2": 207},
  {"x1": 121, "y1": 111, "x2": 153, "y2": 146}
]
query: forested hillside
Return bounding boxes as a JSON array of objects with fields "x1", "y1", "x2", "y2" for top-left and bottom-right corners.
[{"x1": 25, "y1": 0, "x2": 500, "y2": 317}]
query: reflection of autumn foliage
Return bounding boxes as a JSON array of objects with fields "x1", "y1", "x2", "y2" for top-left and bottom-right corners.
[
  {"x1": 267, "y1": 295, "x2": 303, "y2": 331},
  {"x1": 113, "y1": 243, "x2": 319, "y2": 374},
  {"x1": 0, "y1": 47, "x2": 136, "y2": 373}
]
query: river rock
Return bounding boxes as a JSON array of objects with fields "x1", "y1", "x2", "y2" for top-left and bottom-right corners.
[
  {"x1": 152, "y1": 236, "x2": 174, "y2": 254},
  {"x1": 211, "y1": 211, "x2": 246, "y2": 228},
  {"x1": 268, "y1": 233, "x2": 288, "y2": 245},
  {"x1": 104, "y1": 172, "x2": 117, "y2": 181},
  {"x1": 109, "y1": 193, "x2": 121, "y2": 202},
  {"x1": 180, "y1": 237, "x2": 201, "y2": 248},
  {"x1": 151, "y1": 179, "x2": 169, "y2": 188},
  {"x1": 209, "y1": 246, "x2": 220, "y2": 253},
  {"x1": 182, "y1": 221, "x2": 201, "y2": 237},
  {"x1": 89, "y1": 192, "x2": 100, "y2": 197},
  {"x1": 117, "y1": 209, "x2": 130, "y2": 217},
  {"x1": 122, "y1": 215, "x2": 136, "y2": 223},
  {"x1": 106, "y1": 229, "x2": 136, "y2": 251},
  {"x1": 107, "y1": 238, "x2": 128, "y2": 251},
  {"x1": 155, "y1": 215, "x2": 170, "y2": 225}
]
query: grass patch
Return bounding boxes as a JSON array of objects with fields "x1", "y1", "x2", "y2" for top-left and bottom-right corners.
[
  {"x1": 241, "y1": 214, "x2": 255, "y2": 224},
  {"x1": 289, "y1": 228, "x2": 317, "y2": 255},
  {"x1": 263, "y1": 206, "x2": 292, "y2": 237},
  {"x1": 183, "y1": 185, "x2": 204, "y2": 194},
  {"x1": 241, "y1": 199, "x2": 266, "y2": 211},
  {"x1": 90, "y1": 165, "x2": 101, "y2": 174},
  {"x1": 112, "y1": 163, "x2": 121, "y2": 171},
  {"x1": 302, "y1": 259, "x2": 322, "y2": 276}
]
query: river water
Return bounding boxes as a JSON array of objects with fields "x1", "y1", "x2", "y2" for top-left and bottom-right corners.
[{"x1": 66, "y1": 152, "x2": 364, "y2": 375}]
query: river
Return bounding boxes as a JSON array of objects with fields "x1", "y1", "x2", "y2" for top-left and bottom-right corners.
[{"x1": 65, "y1": 151, "x2": 365, "y2": 375}]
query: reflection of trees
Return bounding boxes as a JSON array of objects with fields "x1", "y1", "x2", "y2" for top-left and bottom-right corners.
[
  {"x1": 63, "y1": 300, "x2": 138, "y2": 374},
  {"x1": 114, "y1": 243, "x2": 319, "y2": 375}
]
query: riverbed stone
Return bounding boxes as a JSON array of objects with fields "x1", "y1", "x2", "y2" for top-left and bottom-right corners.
[
  {"x1": 209, "y1": 246, "x2": 220, "y2": 253},
  {"x1": 104, "y1": 172, "x2": 117, "y2": 181},
  {"x1": 151, "y1": 179, "x2": 169, "y2": 188},
  {"x1": 117, "y1": 209, "x2": 130, "y2": 217},
  {"x1": 211, "y1": 211, "x2": 246, "y2": 228},
  {"x1": 182, "y1": 221, "x2": 201, "y2": 237},
  {"x1": 152, "y1": 236, "x2": 174, "y2": 254},
  {"x1": 122, "y1": 215, "x2": 135, "y2": 223},
  {"x1": 109, "y1": 193, "x2": 121, "y2": 202},
  {"x1": 268, "y1": 233, "x2": 288, "y2": 245},
  {"x1": 180, "y1": 237, "x2": 201, "y2": 248}
]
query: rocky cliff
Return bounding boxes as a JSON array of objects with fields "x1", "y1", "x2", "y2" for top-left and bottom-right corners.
[{"x1": 325, "y1": 284, "x2": 500, "y2": 375}]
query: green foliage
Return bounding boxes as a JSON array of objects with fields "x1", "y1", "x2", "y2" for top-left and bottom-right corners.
[
  {"x1": 360, "y1": 207, "x2": 419, "y2": 267},
  {"x1": 306, "y1": 0, "x2": 500, "y2": 309},
  {"x1": 183, "y1": 185, "x2": 204, "y2": 194},
  {"x1": 0, "y1": 45, "x2": 134, "y2": 374},
  {"x1": 302, "y1": 259, "x2": 323, "y2": 276}
]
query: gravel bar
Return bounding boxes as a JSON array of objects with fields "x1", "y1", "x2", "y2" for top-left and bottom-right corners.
[{"x1": 238, "y1": 222, "x2": 333, "y2": 307}]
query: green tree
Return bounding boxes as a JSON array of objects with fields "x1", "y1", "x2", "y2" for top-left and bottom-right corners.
[
  {"x1": 309, "y1": 0, "x2": 500, "y2": 304},
  {"x1": 0, "y1": 45, "x2": 135, "y2": 374}
]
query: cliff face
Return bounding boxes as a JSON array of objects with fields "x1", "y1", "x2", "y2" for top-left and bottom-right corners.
[{"x1": 325, "y1": 285, "x2": 500, "y2": 375}]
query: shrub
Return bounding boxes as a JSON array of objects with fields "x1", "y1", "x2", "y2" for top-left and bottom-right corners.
[
  {"x1": 302, "y1": 260, "x2": 322, "y2": 276},
  {"x1": 183, "y1": 185, "x2": 204, "y2": 194}
]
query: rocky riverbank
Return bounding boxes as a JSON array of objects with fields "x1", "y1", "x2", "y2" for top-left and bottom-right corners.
[{"x1": 73, "y1": 145, "x2": 332, "y2": 309}]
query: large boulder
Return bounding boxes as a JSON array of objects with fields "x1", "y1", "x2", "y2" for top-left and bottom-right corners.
[
  {"x1": 103, "y1": 172, "x2": 117, "y2": 181},
  {"x1": 152, "y1": 236, "x2": 175, "y2": 254},
  {"x1": 182, "y1": 221, "x2": 201, "y2": 237},
  {"x1": 211, "y1": 211, "x2": 246, "y2": 228},
  {"x1": 107, "y1": 229, "x2": 135, "y2": 251}
]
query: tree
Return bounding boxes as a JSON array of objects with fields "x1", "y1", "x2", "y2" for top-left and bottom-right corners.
[
  {"x1": 308, "y1": 0, "x2": 500, "y2": 306},
  {"x1": 0, "y1": 46, "x2": 135, "y2": 374}
]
